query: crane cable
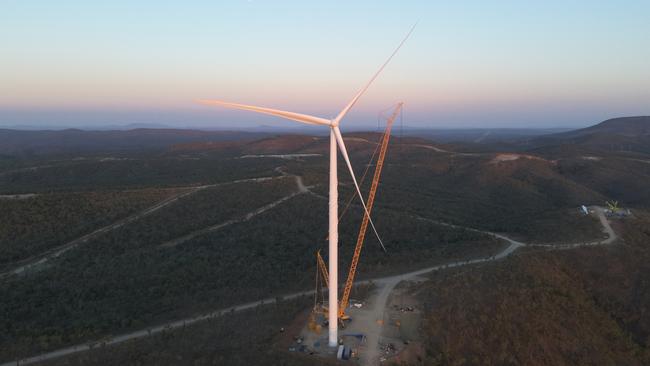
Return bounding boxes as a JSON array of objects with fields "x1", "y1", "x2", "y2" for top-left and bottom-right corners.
[
  {"x1": 338, "y1": 134, "x2": 382, "y2": 222},
  {"x1": 337, "y1": 103, "x2": 398, "y2": 223}
]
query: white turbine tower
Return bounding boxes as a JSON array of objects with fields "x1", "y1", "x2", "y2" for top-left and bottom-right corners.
[{"x1": 199, "y1": 25, "x2": 414, "y2": 348}]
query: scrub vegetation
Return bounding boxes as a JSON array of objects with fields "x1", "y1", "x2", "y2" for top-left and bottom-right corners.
[
  {"x1": 0, "y1": 189, "x2": 178, "y2": 266},
  {"x1": 1, "y1": 118, "x2": 649, "y2": 364},
  {"x1": 39, "y1": 297, "x2": 331, "y2": 366},
  {"x1": 0, "y1": 192, "x2": 501, "y2": 361},
  {"x1": 411, "y1": 214, "x2": 650, "y2": 366}
]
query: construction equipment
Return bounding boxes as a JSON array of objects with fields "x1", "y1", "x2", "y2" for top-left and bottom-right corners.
[
  {"x1": 604, "y1": 200, "x2": 631, "y2": 218},
  {"x1": 310, "y1": 251, "x2": 328, "y2": 332},
  {"x1": 316, "y1": 250, "x2": 329, "y2": 288},
  {"x1": 606, "y1": 200, "x2": 620, "y2": 213},
  {"x1": 314, "y1": 102, "x2": 402, "y2": 323},
  {"x1": 204, "y1": 25, "x2": 415, "y2": 348},
  {"x1": 338, "y1": 102, "x2": 401, "y2": 319}
]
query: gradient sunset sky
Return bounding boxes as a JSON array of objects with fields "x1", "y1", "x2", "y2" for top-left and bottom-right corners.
[{"x1": 1, "y1": 0, "x2": 649, "y2": 129}]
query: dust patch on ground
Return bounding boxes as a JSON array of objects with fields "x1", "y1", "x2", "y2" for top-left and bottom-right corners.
[
  {"x1": 490, "y1": 153, "x2": 554, "y2": 164},
  {"x1": 0, "y1": 194, "x2": 38, "y2": 200},
  {"x1": 581, "y1": 156, "x2": 602, "y2": 161},
  {"x1": 378, "y1": 281, "x2": 424, "y2": 364}
]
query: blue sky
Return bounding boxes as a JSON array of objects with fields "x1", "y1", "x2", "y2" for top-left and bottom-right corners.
[{"x1": 1, "y1": 0, "x2": 649, "y2": 129}]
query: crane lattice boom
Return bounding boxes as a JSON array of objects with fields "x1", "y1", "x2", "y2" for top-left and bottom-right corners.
[
  {"x1": 314, "y1": 103, "x2": 402, "y2": 322},
  {"x1": 316, "y1": 250, "x2": 329, "y2": 288},
  {"x1": 338, "y1": 103, "x2": 402, "y2": 318}
]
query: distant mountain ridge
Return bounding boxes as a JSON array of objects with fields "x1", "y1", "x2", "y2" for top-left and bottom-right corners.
[
  {"x1": 2, "y1": 116, "x2": 649, "y2": 156},
  {"x1": 556, "y1": 116, "x2": 650, "y2": 138},
  {"x1": 0, "y1": 129, "x2": 271, "y2": 156},
  {"x1": 528, "y1": 116, "x2": 650, "y2": 155}
]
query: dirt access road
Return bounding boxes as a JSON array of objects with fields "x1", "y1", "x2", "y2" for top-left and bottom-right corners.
[
  {"x1": 1, "y1": 207, "x2": 617, "y2": 366},
  {"x1": 160, "y1": 174, "x2": 310, "y2": 248},
  {"x1": 0, "y1": 176, "x2": 289, "y2": 280},
  {"x1": 359, "y1": 206, "x2": 616, "y2": 365}
]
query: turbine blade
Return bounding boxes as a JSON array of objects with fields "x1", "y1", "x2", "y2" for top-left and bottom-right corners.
[
  {"x1": 333, "y1": 126, "x2": 386, "y2": 252},
  {"x1": 198, "y1": 99, "x2": 332, "y2": 126},
  {"x1": 333, "y1": 23, "x2": 416, "y2": 125}
]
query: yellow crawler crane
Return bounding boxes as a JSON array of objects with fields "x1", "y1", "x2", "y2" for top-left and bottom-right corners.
[{"x1": 314, "y1": 102, "x2": 402, "y2": 323}]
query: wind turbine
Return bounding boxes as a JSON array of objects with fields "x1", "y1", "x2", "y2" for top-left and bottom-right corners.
[{"x1": 199, "y1": 25, "x2": 414, "y2": 348}]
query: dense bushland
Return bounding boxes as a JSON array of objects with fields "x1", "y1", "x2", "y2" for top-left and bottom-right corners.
[
  {"x1": 0, "y1": 193, "x2": 500, "y2": 361},
  {"x1": 0, "y1": 155, "x2": 281, "y2": 194},
  {"x1": 411, "y1": 215, "x2": 650, "y2": 366},
  {"x1": 0, "y1": 189, "x2": 177, "y2": 265}
]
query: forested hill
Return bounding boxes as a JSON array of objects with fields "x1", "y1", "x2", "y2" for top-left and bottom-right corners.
[
  {"x1": 566, "y1": 116, "x2": 650, "y2": 137},
  {"x1": 527, "y1": 116, "x2": 650, "y2": 154}
]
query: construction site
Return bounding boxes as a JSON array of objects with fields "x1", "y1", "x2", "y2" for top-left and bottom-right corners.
[
  {"x1": 188, "y1": 25, "x2": 429, "y2": 364},
  {"x1": 291, "y1": 281, "x2": 423, "y2": 364},
  {"x1": 5, "y1": 2, "x2": 650, "y2": 365},
  {"x1": 276, "y1": 103, "x2": 423, "y2": 363}
]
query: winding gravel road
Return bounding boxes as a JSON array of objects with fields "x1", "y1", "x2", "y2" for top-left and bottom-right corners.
[
  {"x1": 0, "y1": 176, "x2": 285, "y2": 280},
  {"x1": 360, "y1": 206, "x2": 615, "y2": 366},
  {"x1": 0, "y1": 206, "x2": 617, "y2": 366},
  {"x1": 160, "y1": 175, "x2": 309, "y2": 248}
]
